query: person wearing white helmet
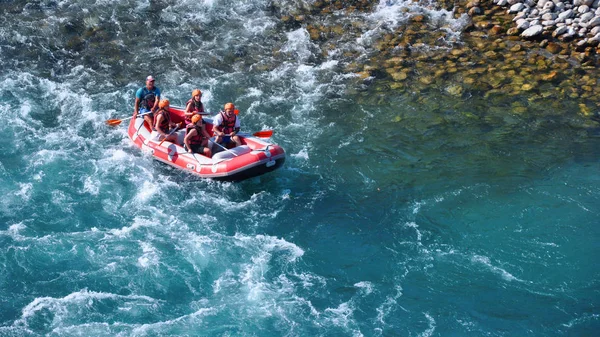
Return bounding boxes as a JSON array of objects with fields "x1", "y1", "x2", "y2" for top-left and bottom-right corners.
[{"x1": 133, "y1": 75, "x2": 161, "y2": 129}]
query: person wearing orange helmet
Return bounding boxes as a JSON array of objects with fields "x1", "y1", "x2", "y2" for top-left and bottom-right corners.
[
  {"x1": 133, "y1": 75, "x2": 161, "y2": 129},
  {"x1": 150, "y1": 99, "x2": 182, "y2": 144},
  {"x1": 213, "y1": 102, "x2": 241, "y2": 148},
  {"x1": 184, "y1": 114, "x2": 212, "y2": 157},
  {"x1": 184, "y1": 89, "x2": 205, "y2": 125}
]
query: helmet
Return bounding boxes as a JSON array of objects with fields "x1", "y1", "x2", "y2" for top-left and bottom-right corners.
[
  {"x1": 158, "y1": 99, "x2": 170, "y2": 109},
  {"x1": 224, "y1": 102, "x2": 235, "y2": 110},
  {"x1": 192, "y1": 89, "x2": 202, "y2": 97},
  {"x1": 191, "y1": 114, "x2": 202, "y2": 124}
]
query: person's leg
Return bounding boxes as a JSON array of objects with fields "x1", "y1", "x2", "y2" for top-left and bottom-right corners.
[{"x1": 232, "y1": 135, "x2": 242, "y2": 148}]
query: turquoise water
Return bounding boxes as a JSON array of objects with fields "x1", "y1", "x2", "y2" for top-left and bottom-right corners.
[{"x1": 1, "y1": 1, "x2": 599, "y2": 336}]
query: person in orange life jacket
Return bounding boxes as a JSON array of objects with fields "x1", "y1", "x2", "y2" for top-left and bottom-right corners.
[
  {"x1": 184, "y1": 89, "x2": 205, "y2": 125},
  {"x1": 213, "y1": 102, "x2": 241, "y2": 148},
  {"x1": 133, "y1": 75, "x2": 160, "y2": 128},
  {"x1": 150, "y1": 99, "x2": 182, "y2": 144},
  {"x1": 184, "y1": 114, "x2": 212, "y2": 157}
]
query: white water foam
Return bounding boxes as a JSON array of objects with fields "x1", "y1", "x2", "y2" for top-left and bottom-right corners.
[
  {"x1": 470, "y1": 254, "x2": 524, "y2": 282},
  {"x1": 419, "y1": 312, "x2": 436, "y2": 337}
]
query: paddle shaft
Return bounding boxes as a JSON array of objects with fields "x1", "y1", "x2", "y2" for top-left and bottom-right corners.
[
  {"x1": 211, "y1": 138, "x2": 239, "y2": 157},
  {"x1": 158, "y1": 127, "x2": 179, "y2": 146}
]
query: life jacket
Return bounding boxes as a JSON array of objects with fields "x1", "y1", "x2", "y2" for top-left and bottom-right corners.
[
  {"x1": 140, "y1": 87, "x2": 158, "y2": 110},
  {"x1": 217, "y1": 111, "x2": 237, "y2": 134},
  {"x1": 186, "y1": 124, "x2": 204, "y2": 145},
  {"x1": 155, "y1": 108, "x2": 171, "y2": 133},
  {"x1": 185, "y1": 98, "x2": 204, "y2": 124}
]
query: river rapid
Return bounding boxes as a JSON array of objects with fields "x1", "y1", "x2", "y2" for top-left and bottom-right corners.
[{"x1": 0, "y1": 0, "x2": 598, "y2": 336}]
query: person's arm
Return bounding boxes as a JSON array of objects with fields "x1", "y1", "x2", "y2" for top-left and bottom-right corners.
[
  {"x1": 184, "y1": 129, "x2": 196, "y2": 151},
  {"x1": 151, "y1": 88, "x2": 161, "y2": 112},
  {"x1": 201, "y1": 123, "x2": 211, "y2": 139},
  {"x1": 134, "y1": 98, "x2": 141, "y2": 117},
  {"x1": 230, "y1": 118, "x2": 241, "y2": 136},
  {"x1": 155, "y1": 114, "x2": 167, "y2": 135},
  {"x1": 213, "y1": 114, "x2": 223, "y2": 136},
  {"x1": 184, "y1": 102, "x2": 194, "y2": 117}
]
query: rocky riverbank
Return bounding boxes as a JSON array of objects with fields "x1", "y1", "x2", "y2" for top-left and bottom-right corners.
[{"x1": 271, "y1": 0, "x2": 599, "y2": 119}]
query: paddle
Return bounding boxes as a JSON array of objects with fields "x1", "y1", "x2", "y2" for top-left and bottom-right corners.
[
  {"x1": 106, "y1": 111, "x2": 152, "y2": 126},
  {"x1": 252, "y1": 130, "x2": 273, "y2": 138},
  {"x1": 158, "y1": 126, "x2": 180, "y2": 146},
  {"x1": 211, "y1": 138, "x2": 239, "y2": 157}
]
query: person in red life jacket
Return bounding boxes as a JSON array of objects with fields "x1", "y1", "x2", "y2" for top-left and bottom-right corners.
[
  {"x1": 184, "y1": 89, "x2": 205, "y2": 125},
  {"x1": 213, "y1": 102, "x2": 241, "y2": 148},
  {"x1": 184, "y1": 114, "x2": 212, "y2": 157},
  {"x1": 150, "y1": 99, "x2": 182, "y2": 144},
  {"x1": 133, "y1": 75, "x2": 161, "y2": 129}
]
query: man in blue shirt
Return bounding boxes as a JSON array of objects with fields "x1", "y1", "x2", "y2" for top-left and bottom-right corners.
[{"x1": 133, "y1": 75, "x2": 161, "y2": 129}]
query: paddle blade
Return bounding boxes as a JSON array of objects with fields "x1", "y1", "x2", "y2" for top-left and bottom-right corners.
[
  {"x1": 253, "y1": 130, "x2": 273, "y2": 138},
  {"x1": 106, "y1": 119, "x2": 122, "y2": 126},
  {"x1": 234, "y1": 109, "x2": 239, "y2": 115}
]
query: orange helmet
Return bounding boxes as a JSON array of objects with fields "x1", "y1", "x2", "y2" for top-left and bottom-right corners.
[
  {"x1": 224, "y1": 102, "x2": 235, "y2": 110},
  {"x1": 158, "y1": 99, "x2": 170, "y2": 109},
  {"x1": 191, "y1": 114, "x2": 202, "y2": 124},
  {"x1": 192, "y1": 89, "x2": 201, "y2": 97}
]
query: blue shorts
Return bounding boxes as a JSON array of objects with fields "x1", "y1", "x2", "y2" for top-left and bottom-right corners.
[
  {"x1": 139, "y1": 108, "x2": 154, "y2": 119},
  {"x1": 221, "y1": 136, "x2": 232, "y2": 144}
]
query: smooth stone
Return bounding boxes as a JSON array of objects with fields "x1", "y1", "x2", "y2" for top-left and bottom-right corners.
[
  {"x1": 553, "y1": 25, "x2": 569, "y2": 36},
  {"x1": 559, "y1": 9, "x2": 574, "y2": 20},
  {"x1": 574, "y1": 0, "x2": 582, "y2": 5},
  {"x1": 466, "y1": 0, "x2": 480, "y2": 8},
  {"x1": 507, "y1": 27, "x2": 521, "y2": 35},
  {"x1": 507, "y1": 0, "x2": 520, "y2": 4},
  {"x1": 513, "y1": 12, "x2": 527, "y2": 21},
  {"x1": 489, "y1": 25, "x2": 504, "y2": 35},
  {"x1": 530, "y1": 19, "x2": 541, "y2": 26},
  {"x1": 468, "y1": 7, "x2": 482, "y2": 15},
  {"x1": 509, "y1": 3, "x2": 525, "y2": 12},
  {"x1": 543, "y1": 1, "x2": 555, "y2": 9},
  {"x1": 522, "y1": 24, "x2": 544, "y2": 37},
  {"x1": 542, "y1": 13, "x2": 557, "y2": 20},
  {"x1": 580, "y1": 12, "x2": 595, "y2": 22},
  {"x1": 497, "y1": 0, "x2": 508, "y2": 5},
  {"x1": 546, "y1": 42, "x2": 563, "y2": 53},
  {"x1": 518, "y1": 20, "x2": 531, "y2": 30},
  {"x1": 542, "y1": 20, "x2": 556, "y2": 26},
  {"x1": 579, "y1": 5, "x2": 590, "y2": 13},
  {"x1": 555, "y1": 2, "x2": 566, "y2": 10},
  {"x1": 590, "y1": 25, "x2": 600, "y2": 34},
  {"x1": 538, "y1": 0, "x2": 549, "y2": 8},
  {"x1": 588, "y1": 16, "x2": 600, "y2": 27}
]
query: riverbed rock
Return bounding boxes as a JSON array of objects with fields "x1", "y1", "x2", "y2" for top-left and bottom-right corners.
[{"x1": 522, "y1": 25, "x2": 544, "y2": 37}]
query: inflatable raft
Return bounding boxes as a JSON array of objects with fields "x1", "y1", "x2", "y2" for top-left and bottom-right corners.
[{"x1": 127, "y1": 106, "x2": 285, "y2": 181}]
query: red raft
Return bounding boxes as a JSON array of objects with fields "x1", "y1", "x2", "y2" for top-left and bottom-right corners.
[{"x1": 127, "y1": 106, "x2": 285, "y2": 181}]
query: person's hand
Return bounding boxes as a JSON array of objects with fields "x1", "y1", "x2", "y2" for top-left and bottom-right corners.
[{"x1": 178, "y1": 122, "x2": 183, "y2": 129}]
